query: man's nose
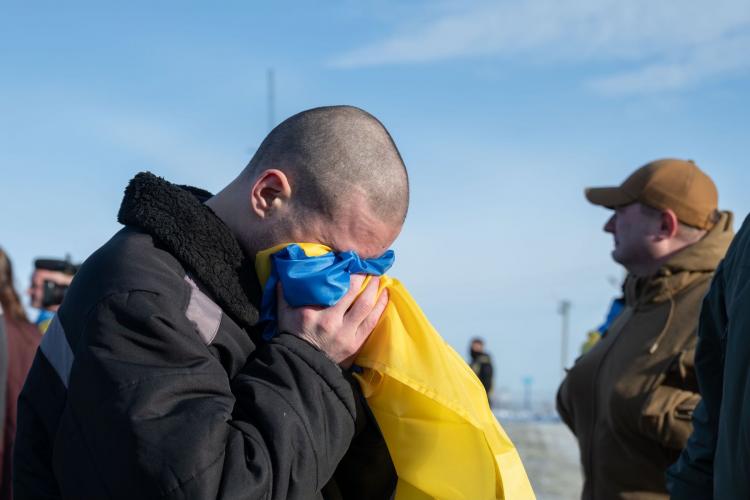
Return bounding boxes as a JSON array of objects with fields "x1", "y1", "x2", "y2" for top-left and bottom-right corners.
[{"x1": 604, "y1": 214, "x2": 616, "y2": 233}]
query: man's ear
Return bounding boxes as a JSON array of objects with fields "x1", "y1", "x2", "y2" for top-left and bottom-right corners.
[
  {"x1": 659, "y1": 208, "x2": 680, "y2": 239},
  {"x1": 250, "y1": 169, "x2": 292, "y2": 219}
]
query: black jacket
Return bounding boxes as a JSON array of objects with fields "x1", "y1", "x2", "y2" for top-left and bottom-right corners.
[
  {"x1": 14, "y1": 172, "x2": 395, "y2": 499},
  {"x1": 668, "y1": 213, "x2": 750, "y2": 499},
  {"x1": 470, "y1": 353, "x2": 493, "y2": 394}
]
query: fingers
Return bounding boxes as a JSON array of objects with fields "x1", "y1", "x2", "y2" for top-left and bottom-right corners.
[
  {"x1": 344, "y1": 276, "x2": 381, "y2": 326},
  {"x1": 341, "y1": 289, "x2": 389, "y2": 370},
  {"x1": 358, "y1": 288, "x2": 389, "y2": 338},
  {"x1": 274, "y1": 275, "x2": 389, "y2": 367},
  {"x1": 334, "y1": 274, "x2": 367, "y2": 311}
]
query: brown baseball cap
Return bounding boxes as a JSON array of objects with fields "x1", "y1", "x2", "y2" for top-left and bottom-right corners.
[{"x1": 585, "y1": 158, "x2": 718, "y2": 229}]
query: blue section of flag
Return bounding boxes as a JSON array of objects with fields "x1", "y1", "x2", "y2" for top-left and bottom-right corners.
[
  {"x1": 35, "y1": 309, "x2": 56, "y2": 333},
  {"x1": 597, "y1": 298, "x2": 625, "y2": 336},
  {"x1": 259, "y1": 244, "x2": 395, "y2": 339}
]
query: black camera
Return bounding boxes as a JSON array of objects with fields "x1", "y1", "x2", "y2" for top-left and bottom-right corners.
[
  {"x1": 41, "y1": 280, "x2": 69, "y2": 308},
  {"x1": 33, "y1": 255, "x2": 80, "y2": 309}
]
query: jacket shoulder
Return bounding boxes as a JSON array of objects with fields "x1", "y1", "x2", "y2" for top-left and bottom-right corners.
[
  {"x1": 68, "y1": 227, "x2": 188, "y2": 307},
  {"x1": 57, "y1": 226, "x2": 193, "y2": 351}
]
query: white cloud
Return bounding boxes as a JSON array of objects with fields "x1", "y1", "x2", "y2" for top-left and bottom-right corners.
[
  {"x1": 331, "y1": 0, "x2": 750, "y2": 93},
  {"x1": 589, "y1": 32, "x2": 750, "y2": 94}
]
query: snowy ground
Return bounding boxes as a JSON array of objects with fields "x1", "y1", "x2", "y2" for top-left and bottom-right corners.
[{"x1": 500, "y1": 420, "x2": 583, "y2": 500}]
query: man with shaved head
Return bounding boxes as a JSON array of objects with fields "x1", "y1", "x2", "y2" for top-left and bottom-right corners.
[{"x1": 15, "y1": 106, "x2": 407, "y2": 499}]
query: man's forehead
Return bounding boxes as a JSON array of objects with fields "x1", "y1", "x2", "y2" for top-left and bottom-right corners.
[
  {"x1": 320, "y1": 209, "x2": 401, "y2": 259},
  {"x1": 613, "y1": 202, "x2": 646, "y2": 216},
  {"x1": 328, "y1": 236, "x2": 392, "y2": 259},
  {"x1": 614, "y1": 201, "x2": 637, "y2": 211},
  {"x1": 333, "y1": 224, "x2": 400, "y2": 259}
]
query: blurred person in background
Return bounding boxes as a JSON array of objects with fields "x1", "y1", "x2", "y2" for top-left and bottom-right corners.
[
  {"x1": 469, "y1": 337, "x2": 493, "y2": 399},
  {"x1": 667, "y1": 210, "x2": 750, "y2": 498},
  {"x1": 556, "y1": 159, "x2": 733, "y2": 499},
  {"x1": 0, "y1": 248, "x2": 41, "y2": 500},
  {"x1": 0, "y1": 292, "x2": 6, "y2": 500},
  {"x1": 27, "y1": 257, "x2": 77, "y2": 333}
]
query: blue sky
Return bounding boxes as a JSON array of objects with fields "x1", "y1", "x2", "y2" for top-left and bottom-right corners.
[{"x1": 2, "y1": 0, "x2": 749, "y2": 401}]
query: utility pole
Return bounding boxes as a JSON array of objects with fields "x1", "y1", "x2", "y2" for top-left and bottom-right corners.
[
  {"x1": 522, "y1": 376, "x2": 533, "y2": 411},
  {"x1": 559, "y1": 300, "x2": 571, "y2": 377},
  {"x1": 267, "y1": 68, "x2": 275, "y2": 132}
]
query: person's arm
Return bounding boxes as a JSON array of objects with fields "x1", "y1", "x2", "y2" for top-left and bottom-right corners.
[
  {"x1": 667, "y1": 263, "x2": 728, "y2": 499},
  {"x1": 639, "y1": 348, "x2": 700, "y2": 450},
  {"x1": 323, "y1": 373, "x2": 397, "y2": 499},
  {"x1": 18, "y1": 274, "x2": 386, "y2": 499},
  {"x1": 556, "y1": 376, "x2": 575, "y2": 432}
]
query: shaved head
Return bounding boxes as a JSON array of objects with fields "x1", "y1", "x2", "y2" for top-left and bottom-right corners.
[
  {"x1": 208, "y1": 105, "x2": 408, "y2": 259},
  {"x1": 246, "y1": 105, "x2": 409, "y2": 225}
]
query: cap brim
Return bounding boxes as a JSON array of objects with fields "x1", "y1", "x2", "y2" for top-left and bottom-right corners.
[{"x1": 584, "y1": 186, "x2": 635, "y2": 208}]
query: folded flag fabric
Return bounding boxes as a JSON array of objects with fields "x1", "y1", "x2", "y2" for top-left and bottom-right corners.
[
  {"x1": 256, "y1": 243, "x2": 535, "y2": 500},
  {"x1": 257, "y1": 243, "x2": 395, "y2": 339}
]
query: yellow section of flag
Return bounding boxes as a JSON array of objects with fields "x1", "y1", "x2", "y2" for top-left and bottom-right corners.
[{"x1": 256, "y1": 243, "x2": 535, "y2": 500}]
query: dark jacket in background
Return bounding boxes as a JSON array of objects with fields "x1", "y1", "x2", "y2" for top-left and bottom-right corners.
[
  {"x1": 470, "y1": 353, "x2": 493, "y2": 395},
  {"x1": 557, "y1": 212, "x2": 733, "y2": 500},
  {"x1": 14, "y1": 172, "x2": 395, "y2": 499},
  {"x1": 668, "y1": 213, "x2": 750, "y2": 499},
  {"x1": 0, "y1": 315, "x2": 40, "y2": 500}
]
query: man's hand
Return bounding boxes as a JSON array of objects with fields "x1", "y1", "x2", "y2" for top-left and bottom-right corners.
[{"x1": 277, "y1": 274, "x2": 388, "y2": 369}]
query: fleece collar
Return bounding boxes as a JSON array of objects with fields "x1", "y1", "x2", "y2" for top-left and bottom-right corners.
[{"x1": 117, "y1": 171, "x2": 261, "y2": 330}]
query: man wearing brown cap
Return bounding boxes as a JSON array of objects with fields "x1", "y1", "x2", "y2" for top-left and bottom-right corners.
[{"x1": 556, "y1": 159, "x2": 734, "y2": 499}]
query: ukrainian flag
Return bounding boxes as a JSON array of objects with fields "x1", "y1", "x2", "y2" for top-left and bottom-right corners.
[{"x1": 256, "y1": 243, "x2": 534, "y2": 500}]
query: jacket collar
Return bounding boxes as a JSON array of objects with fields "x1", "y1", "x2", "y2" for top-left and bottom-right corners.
[
  {"x1": 625, "y1": 211, "x2": 734, "y2": 306},
  {"x1": 117, "y1": 172, "x2": 261, "y2": 330}
]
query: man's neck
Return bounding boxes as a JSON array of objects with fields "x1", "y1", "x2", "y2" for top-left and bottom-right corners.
[
  {"x1": 205, "y1": 190, "x2": 260, "y2": 259},
  {"x1": 628, "y1": 240, "x2": 697, "y2": 278}
]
